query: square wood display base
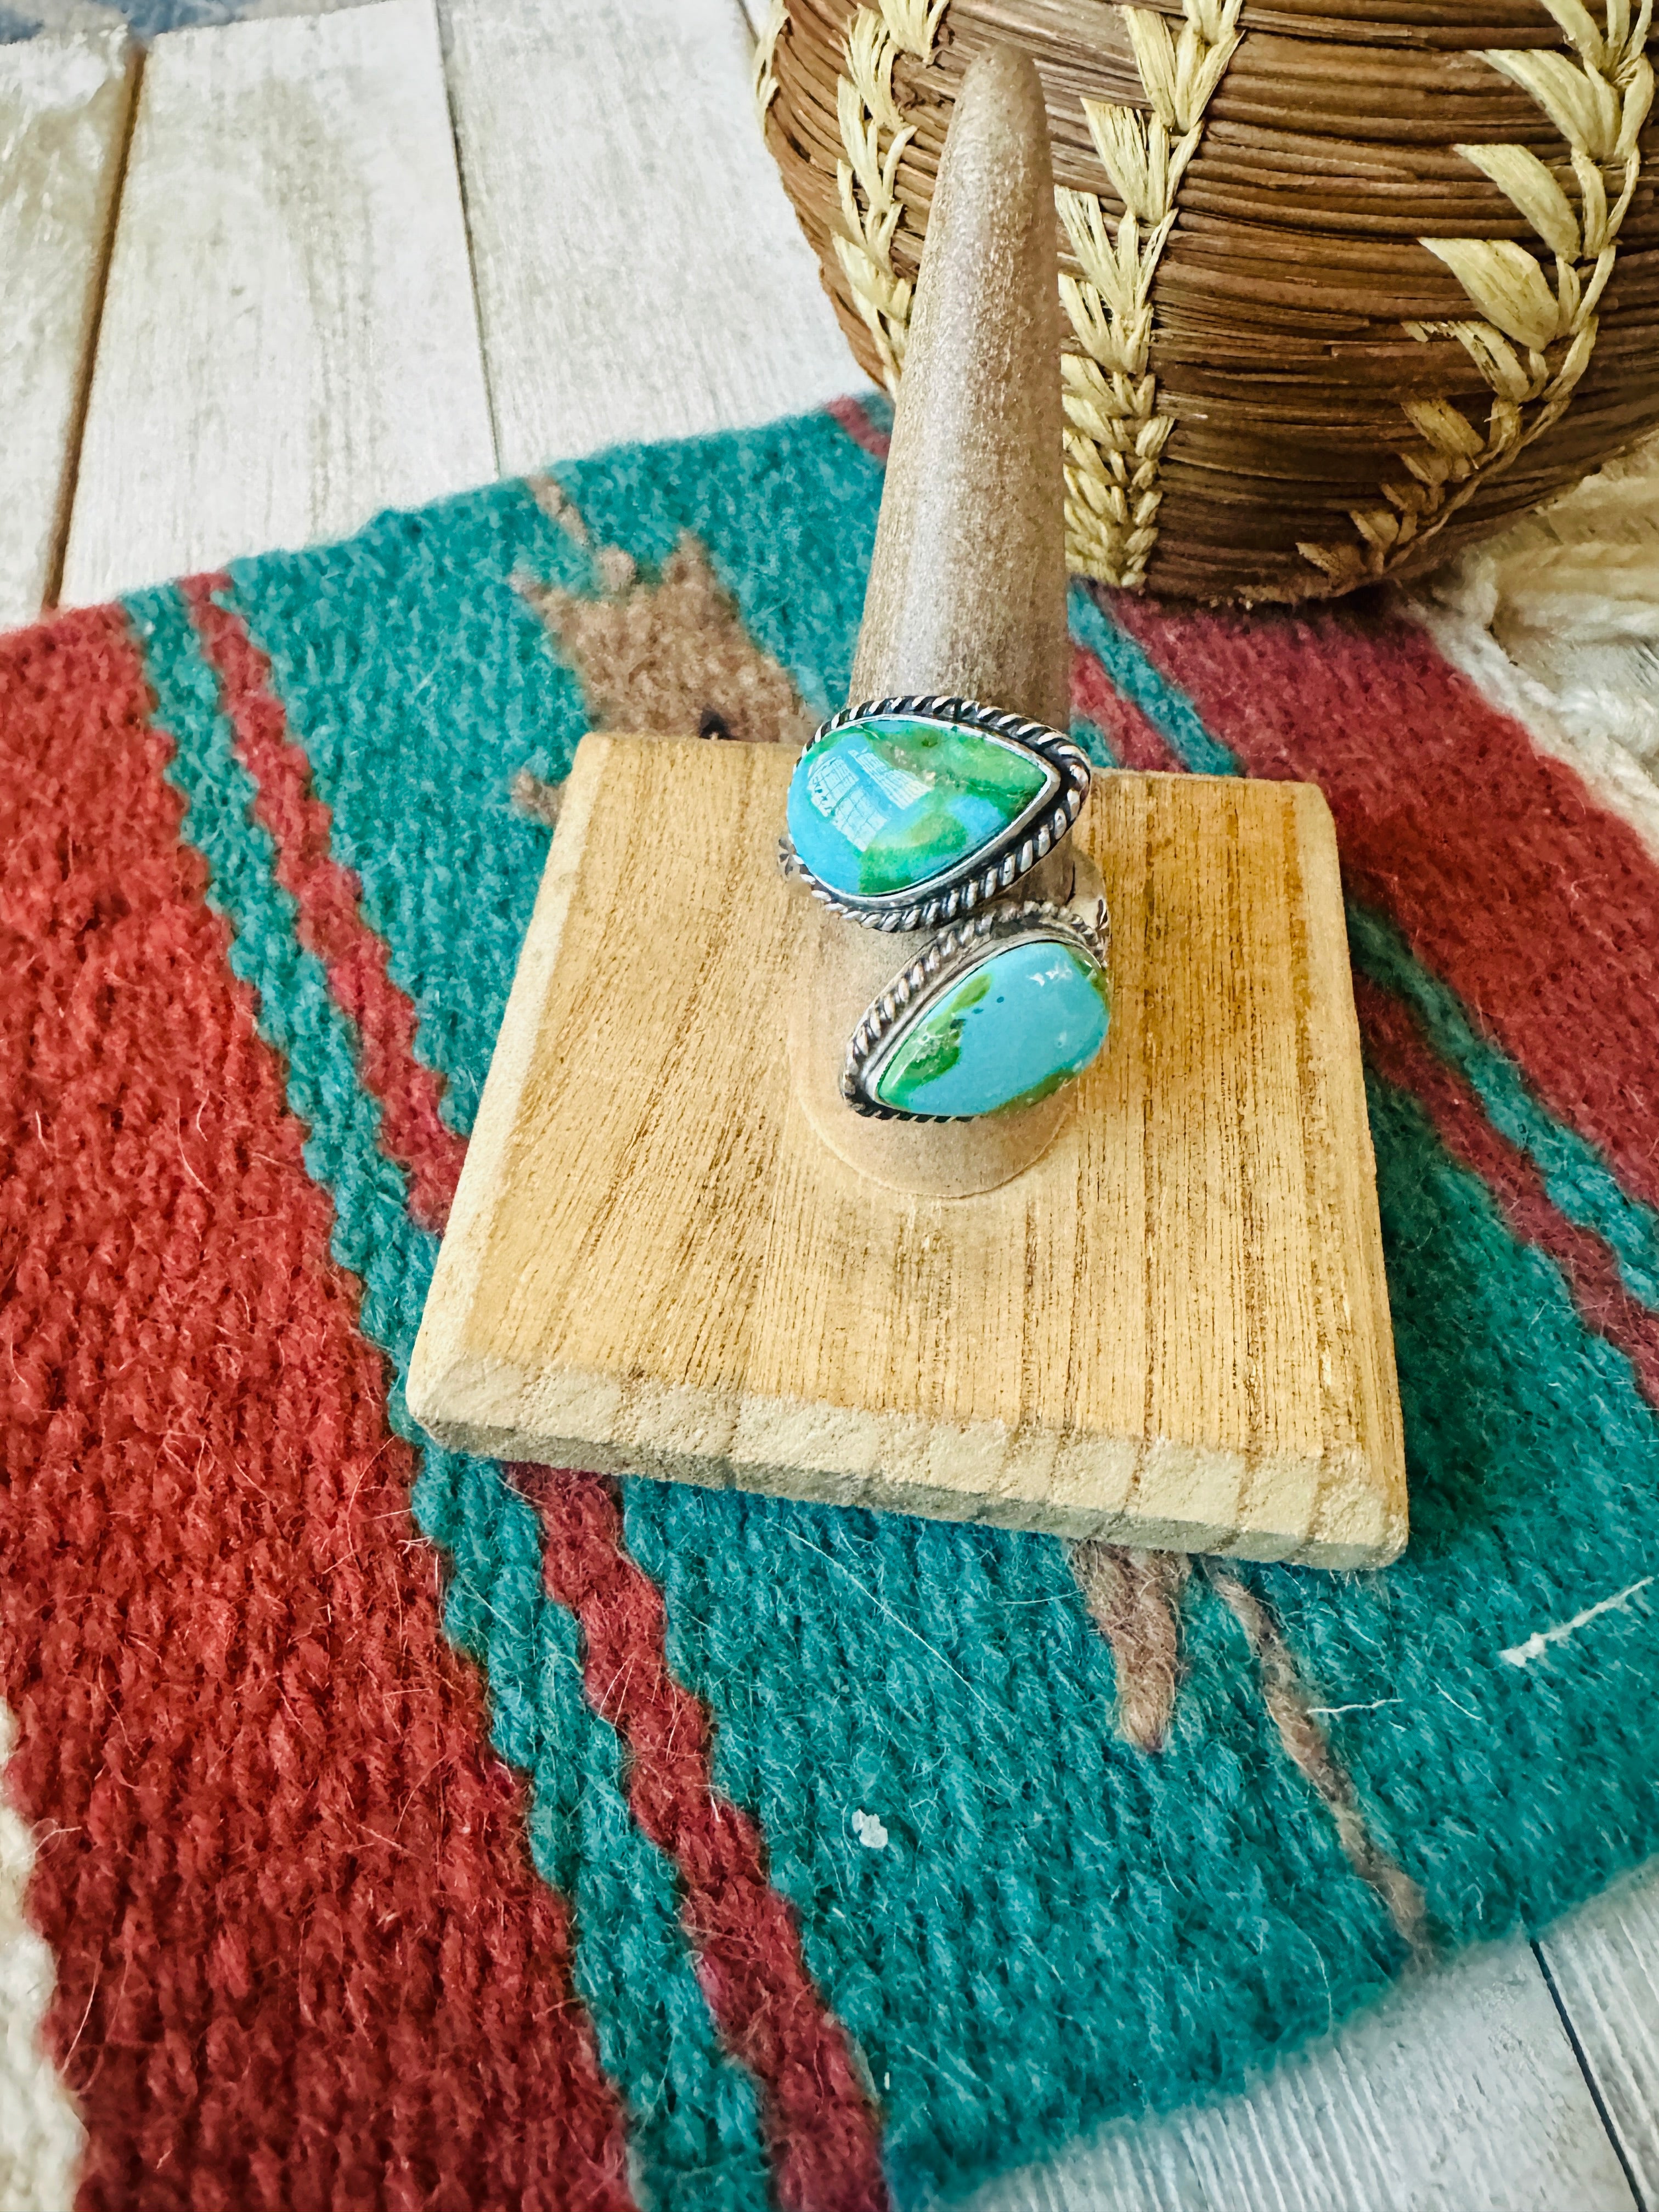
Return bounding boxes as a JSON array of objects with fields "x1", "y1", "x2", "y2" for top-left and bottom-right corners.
[{"x1": 409, "y1": 735, "x2": 1407, "y2": 1566}]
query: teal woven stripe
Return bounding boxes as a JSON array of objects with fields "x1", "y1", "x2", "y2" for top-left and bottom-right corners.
[
  {"x1": 1069, "y1": 577, "x2": 1659, "y2": 1940},
  {"x1": 624, "y1": 1481, "x2": 1407, "y2": 2201},
  {"x1": 229, "y1": 480, "x2": 599, "y2": 1141},
  {"x1": 127, "y1": 577, "x2": 774, "y2": 2212},
  {"x1": 1069, "y1": 709, "x2": 1119, "y2": 769},
  {"x1": 552, "y1": 408, "x2": 884, "y2": 722},
  {"x1": 1346, "y1": 903, "x2": 1659, "y2": 1310},
  {"x1": 1078, "y1": 585, "x2": 1659, "y2": 1311},
  {"x1": 216, "y1": 426, "x2": 1413, "y2": 2202},
  {"x1": 1258, "y1": 1068, "x2": 1659, "y2": 1941},
  {"x1": 1068, "y1": 582, "x2": 1239, "y2": 776},
  {"x1": 189, "y1": 412, "x2": 1659, "y2": 2202}
]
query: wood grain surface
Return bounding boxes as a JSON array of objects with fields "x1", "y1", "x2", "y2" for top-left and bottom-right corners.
[
  {"x1": 4, "y1": 0, "x2": 1655, "y2": 2195},
  {"x1": 1541, "y1": 1860, "x2": 1659, "y2": 2206},
  {"x1": 440, "y1": 0, "x2": 866, "y2": 473},
  {"x1": 847, "y1": 46, "x2": 1068, "y2": 732},
  {"x1": 410, "y1": 735, "x2": 1406, "y2": 1564},
  {"x1": 58, "y1": 0, "x2": 494, "y2": 605},
  {"x1": 0, "y1": 26, "x2": 132, "y2": 630},
  {"x1": 967, "y1": 1936, "x2": 1640, "y2": 2212}
]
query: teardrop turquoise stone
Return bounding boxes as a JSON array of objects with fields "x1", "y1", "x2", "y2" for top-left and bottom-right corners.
[
  {"x1": 787, "y1": 714, "x2": 1049, "y2": 900},
  {"x1": 873, "y1": 939, "x2": 1110, "y2": 1117}
]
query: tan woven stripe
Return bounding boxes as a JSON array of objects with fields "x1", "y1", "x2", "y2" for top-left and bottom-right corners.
[
  {"x1": 510, "y1": 769, "x2": 565, "y2": 830},
  {"x1": 526, "y1": 471, "x2": 590, "y2": 546},
  {"x1": 1070, "y1": 1542, "x2": 1190, "y2": 1752},
  {"x1": 524, "y1": 532, "x2": 815, "y2": 748},
  {"x1": 1207, "y1": 1567, "x2": 1434, "y2": 1963}
]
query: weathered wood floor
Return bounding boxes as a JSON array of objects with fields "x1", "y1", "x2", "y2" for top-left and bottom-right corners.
[{"x1": 2, "y1": 3, "x2": 1657, "y2": 2204}]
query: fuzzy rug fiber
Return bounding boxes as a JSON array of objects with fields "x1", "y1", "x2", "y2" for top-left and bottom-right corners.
[{"x1": 3, "y1": 397, "x2": 1658, "y2": 2211}]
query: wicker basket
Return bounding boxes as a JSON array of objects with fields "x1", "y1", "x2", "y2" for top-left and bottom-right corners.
[{"x1": 753, "y1": 0, "x2": 1659, "y2": 601}]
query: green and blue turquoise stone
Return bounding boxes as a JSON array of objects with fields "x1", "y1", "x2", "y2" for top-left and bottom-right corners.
[
  {"x1": 873, "y1": 938, "x2": 1111, "y2": 1116},
  {"x1": 787, "y1": 713, "x2": 1049, "y2": 900}
]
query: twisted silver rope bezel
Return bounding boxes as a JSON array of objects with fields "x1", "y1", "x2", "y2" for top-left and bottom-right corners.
[
  {"x1": 840, "y1": 896, "x2": 1111, "y2": 1121},
  {"x1": 779, "y1": 693, "x2": 1092, "y2": 930}
]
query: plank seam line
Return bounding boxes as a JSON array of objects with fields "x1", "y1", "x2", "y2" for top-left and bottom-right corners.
[
  {"x1": 1533, "y1": 1935, "x2": 1650, "y2": 2211},
  {"x1": 434, "y1": 0, "x2": 503, "y2": 477},
  {"x1": 43, "y1": 37, "x2": 143, "y2": 613}
]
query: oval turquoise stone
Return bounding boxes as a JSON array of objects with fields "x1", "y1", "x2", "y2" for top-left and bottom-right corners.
[
  {"x1": 873, "y1": 939, "x2": 1110, "y2": 1117},
  {"x1": 787, "y1": 714, "x2": 1049, "y2": 901}
]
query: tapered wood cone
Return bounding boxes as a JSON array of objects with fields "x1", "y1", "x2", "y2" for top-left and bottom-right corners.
[
  {"x1": 410, "y1": 35, "x2": 1403, "y2": 1551},
  {"x1": 788, "y1": 43, "x2": 1080, "y2": 1198}
]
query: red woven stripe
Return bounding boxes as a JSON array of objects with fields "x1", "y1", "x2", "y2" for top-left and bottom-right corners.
[
  {"x1": 1070, "y1": 640, "x2": 1184, "y2": 771},
  {"x1": 183, "y1": 576, "x2": 467, "y2": 1231},
  {"x1": 186, "y1": 584, "x2": 892, "y2": 2201},
  {"x1": 1357, "y1": 977, "x2": 1659, "y2": 1410},
  {"x1": 516, "y1": 1466, "x2": 891, "y2": 2212},
  {"x1": 1111, "y1": 594, "x2": 1659, "y2": 1220},
  {"x1": 0, "y1": 606, "x2": 634, "y2": 2212},
  {"x1": 825, "y1": 393, "x2": 892, "y2": 464}
]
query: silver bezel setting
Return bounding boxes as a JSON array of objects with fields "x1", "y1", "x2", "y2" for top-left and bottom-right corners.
[
  {"x1": 842, "y1": 896, "x2": 1111, "y2": 1121},
  {"x1": 780, "y1": 693, "x2": 1092, "y2": 931}
]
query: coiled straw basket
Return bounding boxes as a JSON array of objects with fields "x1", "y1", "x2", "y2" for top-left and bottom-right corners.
[{"x1": 753, "y1": 0, "x2": 1659, "y2": 601}]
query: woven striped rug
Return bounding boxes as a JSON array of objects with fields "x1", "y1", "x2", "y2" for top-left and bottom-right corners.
[{"x1": 4, "y1": 397, "x2": 1658, "y2": 2211}]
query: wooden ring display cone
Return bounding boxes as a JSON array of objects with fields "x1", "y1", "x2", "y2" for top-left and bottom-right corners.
[
  {"x1": 789, "y1": 47, "x2": 1085, "y2": 1199},
  {"x1": 407, "y1": 50, "x2": 1408, "y2": 1566}
]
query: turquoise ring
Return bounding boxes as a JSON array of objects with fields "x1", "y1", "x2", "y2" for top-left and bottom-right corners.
[
  {"x1": 842, "y1": 896, "x2": 1111, "y2": 1121},
  {"x1": 782, "y1": 694, "x2": 1091, "y2": 931}
]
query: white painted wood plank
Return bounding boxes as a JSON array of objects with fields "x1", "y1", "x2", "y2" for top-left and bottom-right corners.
[
  {"x1": 1541, "y1": 1857, "x2": 1659, "y2": 2205},
  {"x1": 439, "y1": 0, "x2": 869, "y2": 475},
  {"x1": 58, "y1": 0, "x2": 494, "y2": 606},
  {"x1": 964, "y1": 1940, "x2": 1635, "y2": 2212},
  {"x1": 0, "y1": 26, "x2": 132, "y2": 631}
]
